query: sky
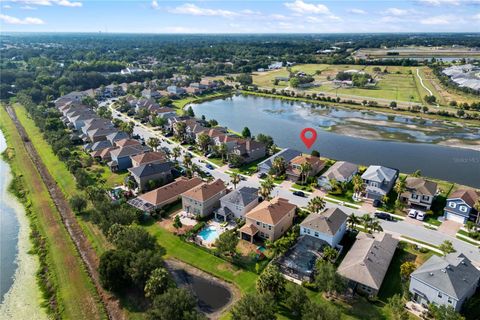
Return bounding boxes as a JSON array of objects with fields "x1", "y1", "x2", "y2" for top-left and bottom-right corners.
[{"x1": 0, "y1": 0, "x2": 480, "y2": 33}]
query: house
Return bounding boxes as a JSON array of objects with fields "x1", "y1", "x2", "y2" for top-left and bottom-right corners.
[
  {"x1": 128, "y1": 177, "x2": 203, "y2": 212},
  {"x1": 88, "y1": 140, "x2": 113, "y2": 152},
  {"x1": 96, "y1": 147, "x2": 117, "y2": 162},
  {"x1": 69, "y1": 112, "x2": 98, "y2": 130},
  {"x1": 409, "y1": 253, "x2": 480, "y2": 311},
  {"x1": 400, "y1": 177, "x2": 438, "y2": 211},
  {"x1": 215, "y1": 187, "x2": 259, "y2": 221},
  {"x1": 200, "y1": 79, "x2": 218, "y2": 88},
  {"x1": 86, "y1": 127, "x2": 118, "y2": 143},
  {"x1": 128, "y1": 162, "x2": 173, "y2": 192},
  {"x1": 130, "y1": 151, "x2": 167, "y2": 168},
  {"x1": 286, "y1": 155, "x2": 325, "y2": 182},
  {"x1": 212, "y1": 134, "x2": 240, "y2": 151},
  {"x1": 268, "y1": 61, "x2": 283, "y2": 70},
  {"x1": 114, "y1": 138, "x2": 141, "y2": 148},
  {"x1": 167, "y1": 85, "x2": 186, "y2": 95},
  {"x1": 361, "y1": 165, "x2": 398, "y2": 200},
  {"x1": 337, "y1": 232, "x2": 398, "y2": 296},
  {"x1": 232, "y1": 139, "x2": 267, "y2": 163},
  {"x1": 257, "y1": 148, "x2": 302, "y2": 175},
  {"x1": 82, "y1": 118, "x2": 114, "y2": 136},
  {"x1": 181, "y1": 179, "x2": 227, "y2": 218},
  {"x1": 108, "y1": 144, "x2": 149, "y2": 171},
  {"x1": 141, "y1": 89, "x2": 161, "y2": 100},
  {"x1": 318, "y1": 161, "x2": 358, "y2": 190},
  {"x1": 154, "y1": 107, "x2": 177, "y2": 120},
  {"x1": 300, "y1": 208, "x2": 347, "y2": 248},
  {"x1": 239, "y1": 197, "x2": 296, "y2": 243},
  {"x1": 443, "y1": 189, "x2": 480, "y2": 224},
  {"x1": 106, "y1": 131, "x2": 130, "y2": 144}
]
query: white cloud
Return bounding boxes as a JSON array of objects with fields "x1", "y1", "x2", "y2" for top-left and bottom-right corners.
[
  {"x1": 385, "y1": 8, "x2": 409, "y2": 16},
  {"x1": 3, "y1": 4, "x2": 12, "y2": 9},
  {"x1": 0, "y1": 13, "x2": 44, "y2": 24},
  {"x1": 10, "y1": 0, "x2": 82, "y2": 7},
  {"x1": 20, "y1": 5, "x2": 36, "y2": 9},
  {"x1": 162, "y1": 26, "x2": 202, "y2": 33},
  {"x1": 474, "y1": 13, "x2": 480, "y2": 20},
  {"x1": 348, "y1": 8, "x2": 366, "y2": 14},
  {"x1": 270, "y1": 14, "x2": 290, "y2": 21},
  {"x1": 151, "y1": 0, "x2": 158, "y2": 9},
  {"x1": 421, "y1": 15, "x2": 453, "y2": 24},
  {"x1": 419, "y1": 0, "x2": 460, "y2": 5},
  {"x1": 284, "y1": 0, "x2": 330, "y2": 14},
  {"x1": 168, "y1": 3, "x2": 237, "y2": 18}
]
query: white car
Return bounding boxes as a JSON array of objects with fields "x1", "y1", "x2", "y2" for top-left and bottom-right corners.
[
  {"x1": 408, "y1": 209, "x2": 417, "y2": 219},
  {"x1": 416, "y1": 211, "x2": 425, "y2": 221}
]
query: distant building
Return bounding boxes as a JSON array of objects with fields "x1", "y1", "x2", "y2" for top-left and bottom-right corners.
[
  {"x1": 167, "y1": 85, "x2": 186, "y2": 95},
  {"x1": 268, "y1": 61, "x2": 283, "y2": 70}
]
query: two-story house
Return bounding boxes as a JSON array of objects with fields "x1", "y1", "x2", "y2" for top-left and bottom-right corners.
[
  {"x1": 409, "y1": 253, "x2": 480, "y2": 311},
  {"x1": 443, "y1": 189, "x2": 480, "y2": 224},
  {"x1": 361, "y1": 165, "x2": 398, "y2": 200},
  {"x1": 167, "y1": 85, "x2": 186, "y2": 96},
  {"x1": 400, "y1": 177, "x2": 438, "y2": 211},
  {"x1": 257, "y1": 148, "x2": 302, "y2": 175},
  {"x1": 130, "y1": 151, "x2": 167, "y2": 168},
  {"x1": 181, "y1": 179, "x2": 227, "y2": 218},
  {"x1": 231, "y1": 139, "x2": 267, "y2": 164},
  {"x1": 286, "y1": 155, "x2": 325, "y2": 182},
  {"x1": 300, "y1": 207, "x2": 347, "y2": 248},
  {"x1": 215, "y1": 187, "x2": 259, "y2": 221},
  {"x1": 108, "y1": 144, "x2": 149, "y2": 172},
  {"x1": 317, "y1": 161, "x2": 358, "y2": 190},
  {"x1": 127, "y1": 161, "x2": 173, "y2": 192},
  {"x1": 239, "y1": 197, "x2": 296, "y2": 243}
]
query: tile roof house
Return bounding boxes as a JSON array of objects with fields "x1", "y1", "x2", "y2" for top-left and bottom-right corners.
[
  {"x1": 167, "y1": 85, "x2": 186, "y2": 95},
  {"x1": 81, "y1": 119, "x2": 114, "y2": 136},
  {"x1": 257, "y1": 148, "x2": 302, "y2": 175},
  {"x1": 337, "y1": 232, "x2": 399, "y2": 296},
  {"x1": 300, "y1": 208, "x2": 348, "y2": 247},
  {"x1": 128, "y1": 177, "x2": 203, "y2": 212},
  {"x1": 130, "y1": 151, "x2": 167, "y2": 167},
  {"x1": 400, "y1": 177, "x2": 438, "y2": 211},
  {"x1": 409, "y1": 253, "x2": 480, "y2": 311},
  {"x1": 154, "y1": 107, "x2": 177, "y2": 119},
  {"x1": 141, "y1": 88, "x2": 162, "y2": 100},
  {"x1": 240, "y1": 197, "x2": 296, "y2": 243},
  {"x1": 181, "y1": 179, "x2": 227, "y2": 218},
  {"x1": 86, "y1": 127, "x2": 118, "y2": 143},
  {"x1": 286, "y1": 155, "x2": 325, "y2": 182},
  {"x1": 318, "y1": 161, "x2": 358, "y2": 190},
  {"x1": 215, "y1": 187, "x2": 259, "y2": 221},
  {"x1": 232, "y1": 139, "x2": 267, "y2": 163},
  {"x1": 443, "y1": 189, "x2": 480, "y2": 224},
  {"x1": 128, "y1": 162, "x2": 173, "y2": 192},
  {"x1": 114, "y1": 138, "x2": 141, "y2": 148},
  {"x1": 108, "y1": 144, "x2": 149, "y2": 171},
  {"x1": 361, "y1": 165, "x2": 399, "y2": 200}
]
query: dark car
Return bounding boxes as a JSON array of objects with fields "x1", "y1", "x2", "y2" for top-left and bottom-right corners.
[
  {"x1": 372, "y1": 199, "x2": 382, "y2": 207},
  {"x1": 257, "y1": 172, "x2": 267, "y2": 179},
  {"x1": 375, "y1": 212, "x2": 392, "y2": 221},
  {"x1": 293, "y1": 191, "x2": 305, "y2": 197},
  {"x1": 206, "y1": 164, "x2": 214, "y2": 170},
  {"x1": 187, "y1": 146, "x2": 195, "y2": 151}
]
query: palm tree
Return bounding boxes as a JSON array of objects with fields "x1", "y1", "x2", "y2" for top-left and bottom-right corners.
[
  {"x1": 218, "y1": 143, "x2": 228, "y2": 162},
  {"x1": 307, "y1": 196, "x2": 326, "y2": 214},
  {"x1": 173, "y1": 121, "x2": 186, "y2": 141},
  {"x1": 230, "y1": 172, "x2": 241, "y2": 189},
  {"x1": 272, "y1": 156, "x2": 286, "y2": 177},
  {"x1": 370, "y1": 219, "x2": 383, "y2": 233},
  {"x1": 269, "y1": 144, "x2": 278, "y2": 156},
  {"x1": 172, "y1": 146, "x2": 181, "y2": 162},
  {"x1": 352, "y1": 175, "x2": 364, "y2": 197},
  {"x1": 299, "y1": 162, "x2": 312, "y2": 185},
  {"x1": 322, "y1": 246, "x2": 338, "y2": 263},
  {"x1": 394, "y1": 179, "x2": 406, "y2": 201},
  {"x1": 147, "y1": 137, "x2": 160, "y2": 151},
  {"x1": 361, "y1": 214, "x2": 373, "y2": 232},
  {"x1": 259, "y1": 176, "x2": 275, "y2": 201},
  {"x1": 474, "y1": 198, "x2": 480, "y2": 226},
  {"x1": 183, "y1": 153, "x2": 192, "y2": 169},
  {"x1": 347, "y1": 213, "x2": 360, "y2": 230}
]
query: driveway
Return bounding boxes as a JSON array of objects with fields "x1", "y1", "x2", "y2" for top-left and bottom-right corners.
[{"x1": 437, "y1": 220, "x2": 462, "y2": 236}]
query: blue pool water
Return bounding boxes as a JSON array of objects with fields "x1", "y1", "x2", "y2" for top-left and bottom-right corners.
[{"x1": 198, "y1": 226, "x2": 220, "y2": 242}]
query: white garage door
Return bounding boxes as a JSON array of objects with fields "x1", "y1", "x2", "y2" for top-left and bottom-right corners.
[{"x1": 446, "y1": 212, "x2": 465, "y2": 224}]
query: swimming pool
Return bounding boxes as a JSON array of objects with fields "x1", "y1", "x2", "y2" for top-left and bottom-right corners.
[{"x1": 198, "y1": 226, "x2": 220, "y2": 242}]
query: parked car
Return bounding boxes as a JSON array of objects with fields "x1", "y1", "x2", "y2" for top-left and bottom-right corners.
[
  {"x1": 293, "y1": 191, "x2": 305, "y2": 197},
  {"x1": 372, "y1": 199, "x2": 382, "y2": 207},
  {"x1": 375, "y1": 212, "x2": 392, "y2": 221},
  {"x1": 416, "y1": 211, "x2": 425, "y2": 221},
  {"x1": 206, "y1": 154, "x2": 215, "y2": 159},
  {"x1": 206, "y1": 164, "x2": 214, "y2": 170},
  {"x1": 408, "y1": 209, "x2": 418, "y2": 219},
  {"x1": 164, "y1": 132, "x2": 173, "y2": 137},
  {"x1": 257, "y1": 172, "x2": 267, "y2": 179},
  {"x1": 187, "y1": 146, "x2": 195, "y2": 151}
]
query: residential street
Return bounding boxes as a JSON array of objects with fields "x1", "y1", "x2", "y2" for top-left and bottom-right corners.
[{"x1": 107, "y1": 101, "x2": 480, "y2": 265}]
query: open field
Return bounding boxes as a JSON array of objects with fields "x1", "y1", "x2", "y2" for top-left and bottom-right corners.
[
  {"x1": 354, "y1": 46, "x2": 480, "y2": 59},
  {"x1": 0, "y1": 106, "x2": 106, "y2": 320}
]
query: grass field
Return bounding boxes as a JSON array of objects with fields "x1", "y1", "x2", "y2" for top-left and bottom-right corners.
[{"x1": 0, "y1": 106, "x2": 106, "y2": 320}]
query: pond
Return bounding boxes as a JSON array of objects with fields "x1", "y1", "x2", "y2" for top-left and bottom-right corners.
[{"x1": 190, "y1": 94, "x2": 480, "y2": 188}]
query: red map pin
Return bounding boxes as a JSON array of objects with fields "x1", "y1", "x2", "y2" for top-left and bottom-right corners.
[{"x1": 300, "y1": 128, "x2": 317, "y2": 149}]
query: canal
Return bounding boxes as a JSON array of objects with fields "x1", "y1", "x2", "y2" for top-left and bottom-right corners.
[{"x1": 190, "y1": 94, "x2": 480, "y2": 188}]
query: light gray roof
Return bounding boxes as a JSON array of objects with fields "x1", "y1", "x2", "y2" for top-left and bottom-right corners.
[
  {"x1": 128, "y1": 162, "x2": 172, "y2": 178},
  {"x1": 106, "y1": 131, "x2": 129, "y2": 142},
  {"x1": 337, "y1": 232, "x2": 398, "y2": 290},
  {"x1": 361, "y1": 165, "x2": 398, "y2": 183},
  {"x1": 258, "y1": 148, "x2": 302, "y2": 169},
  {"x1": 221, "y1": 186, "x2": 258, "y2": 207},
  {"x1": 411, "y1": 253, "x2": 480, "y2": 300},
  {"x1": 321, "y1": 161, "x2": 358, "y2": 181},
  {"x1": 90, "y1": 140, "x2": 113, "y2": 151},
  {"x1": 300, "y1": 208, "x2": 347, "y2": 236}
]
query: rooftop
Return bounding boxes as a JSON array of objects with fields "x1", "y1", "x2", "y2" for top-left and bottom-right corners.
[
  {"x1": 300, "y1": 207, "x2": 347, "y2": 236},
  {"x1": 220, "y1": 186, "x2": 258, "y2": 207},
  {"x1": 246, "y1": 197, "x2": 296, "y2": 225},
  {"x1": 182, "y1": 179, "x2": 226, "y2": 202},
  {"x1": 361, "y1": 165, "x2": 398, "y2": 183}
]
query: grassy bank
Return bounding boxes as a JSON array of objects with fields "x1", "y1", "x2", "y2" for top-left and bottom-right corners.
[
  {"x1": 173, "y1": 92, "x2": 232, "y2": 112},
  {"x1": 0, "y1": 106, "x2": 106, "y2": 320}
]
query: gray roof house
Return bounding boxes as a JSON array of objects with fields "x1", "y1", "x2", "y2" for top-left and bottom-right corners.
[
  {"x1": 361, "y1": 165, "x2": 398, "y2": 200},
  {"x1": 106, "y1": 131, "x2": 130, "y2": 144},
  {"x1": 128, "y1": 162, "x2": 173, "y2": 192},
  {"x1": 215, "y1": 187, "x2": 259, "y2": 221},
  {"x1": 409, "y1": 253, "x2": 480, "y2": 311},
  {"x1": 86, "y1": 127, "x2": 118, "y2": 143},
  {"x1": 88, "y1": 140, "x2": 113, "y2": 152},
  {"x1": 318, "y1": 161, "x2": 358, "y2": 190},
  {"x1": 300, "y1": 208, "x2": 348, "y2": 248},
  {"x1": 337, "y1": 232, "x2": 399, "y2": 296},
  {"x1": 257, "y1": 148, "x2": 302, "y2": 175}
]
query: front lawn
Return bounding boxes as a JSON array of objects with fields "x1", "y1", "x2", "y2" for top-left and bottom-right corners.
[{"x1": 229, "y1": 156, "x2": 269, "y2": 175}]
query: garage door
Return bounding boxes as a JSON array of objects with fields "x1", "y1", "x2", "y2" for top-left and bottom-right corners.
[{"x1": 446, "y1": 212, "x2": 465, "y2": 224}]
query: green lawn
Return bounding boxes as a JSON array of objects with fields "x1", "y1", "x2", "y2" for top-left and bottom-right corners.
[
  {"x1": 0, "y1": 106, "x2": 107, "y2": 320},
  {"x1": 229, "y1": 156, "x2": 269, "y2": 175}
]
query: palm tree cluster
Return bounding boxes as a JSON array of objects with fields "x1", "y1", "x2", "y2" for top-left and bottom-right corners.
[
  {"x1": 259, "y1": 175, "x2": 275, "y2": 201},
  {"x1": 299, "y1": 162, "x2": 312, "y2": 185},
  {"x1": 307, "y1": 196, "x2": 326, "y2": 214},
  {"x1": 347, "y1": 213, "x2": 383, "y2": 233}
]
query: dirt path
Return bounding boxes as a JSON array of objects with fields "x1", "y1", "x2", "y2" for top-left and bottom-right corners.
[{"x1": 5, "y1": 106, "x2": 125, "y2": 320}]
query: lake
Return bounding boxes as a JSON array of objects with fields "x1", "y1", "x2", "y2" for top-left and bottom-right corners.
[
  {"x1": 0, "y1": 131, "x2": 20, "y2": 303},
  {"x1": 190, "y1": 94, "x2": 480, "y2": 188}
]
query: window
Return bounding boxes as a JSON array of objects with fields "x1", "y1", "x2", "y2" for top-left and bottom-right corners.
[
  {"x1": 256, "y1": 221, "x2": 260, "y2": 226},
  {"x1": 412, "y1": 194, "x2": 419, "y2": 199},
  {"x1": 268, "y1": 225, "x2": 272, "y2": 230},
  {"x1": 448, "y1": 298, "x2": 453, "y2": 304},
  {"x1": 314, "y1": 232, "x2": 319, "y2": 237},
  {"x1": 438, "y1": 292, "x2": 442, "y2": 298},
  {"x1": 448, "y1": 202, "x2": 456, "y2": 208},
  {"x1": 460, "y1": 206, "x2": 468, "y2": 213},
  {"x1": 422, "y1": 195, "x2": 430, "y2": 201}
]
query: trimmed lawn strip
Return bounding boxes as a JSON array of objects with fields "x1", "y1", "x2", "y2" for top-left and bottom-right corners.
[
  {"x1": 14, "y1": 105, "x2": 111, "y2": 255},
  {"x1": 0, "y1": 107, "x2": 106, "y2": 320}
]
